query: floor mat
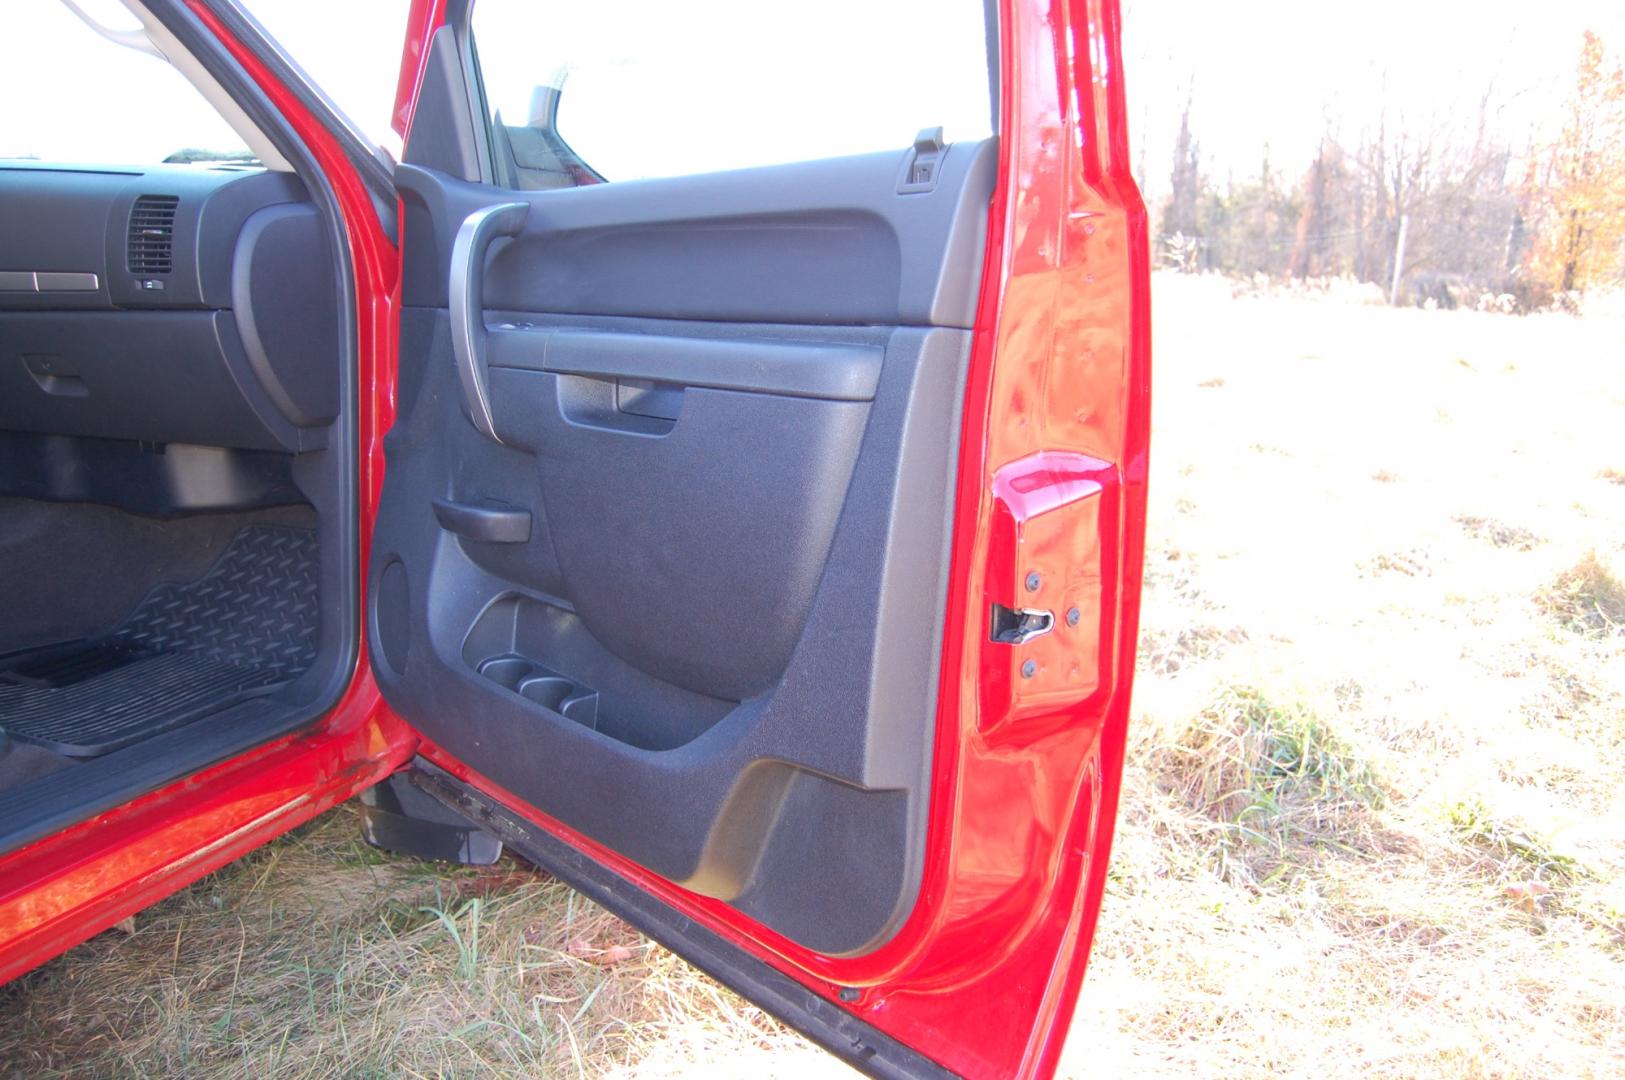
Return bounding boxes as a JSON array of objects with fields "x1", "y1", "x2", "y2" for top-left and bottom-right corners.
[{"x1": 0, "y1": 526, "x2": 319, "y2": 756}]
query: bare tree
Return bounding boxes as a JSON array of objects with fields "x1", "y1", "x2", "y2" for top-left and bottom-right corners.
[{"x1": 1165, "y1": 87, "x2": 1202, "y2": 239}]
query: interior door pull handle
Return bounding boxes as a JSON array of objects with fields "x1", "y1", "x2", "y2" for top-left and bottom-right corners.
[
  {"x1": 431, "y1": 497, "x2": 532, "y2": 543},
  {"x1": 449, "y1": 201, "x2": 529, "y2": 442}
]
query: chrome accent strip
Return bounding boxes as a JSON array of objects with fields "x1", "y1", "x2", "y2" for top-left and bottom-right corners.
[
  {"x1": 0, "y1": 271, "x2": 102, "y2": 292},
  {"x1": 449, "y1": 202, "x2": 530, "y2": 443},
  {"x1": 35, "y1": 272, "x2": 100, "y2": 292}
]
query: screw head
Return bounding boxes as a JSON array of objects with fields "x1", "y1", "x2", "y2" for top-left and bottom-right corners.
[
  {"x1": 1066, "y1": 606, "x2": 1081, "y2": 627},
  {"x1": 1021, "y1": 659, "x2": 1038, "y2": 679},
  {"x1": 1025, "y1": 571, "x2": 1041, "y2": 592},
  {"x1": 838, "y1": 987, "x2": 861, "y2": 1003}
]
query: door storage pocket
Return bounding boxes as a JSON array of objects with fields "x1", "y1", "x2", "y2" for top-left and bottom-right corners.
[
  {"x1": 475, "y1": 655, "x2": 599, "y2": 730},
  {"x1": 487, "y1": 364, "x2": 870, "y2": 702},
  {"x1": 459, "y1": 593, "x2": 734, "y2": 750}
]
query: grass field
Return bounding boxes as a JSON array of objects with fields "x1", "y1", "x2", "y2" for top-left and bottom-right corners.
[{"x1": 2, "y1": 274, "x2": 1622, "y2": 1078}]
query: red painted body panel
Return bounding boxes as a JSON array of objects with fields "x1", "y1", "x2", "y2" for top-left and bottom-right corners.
[
  {"x1": 391, "y1": 0, "x2": 445, "y2": 139},
  {"x1": 0, "y1": 700, "x2": 413, "y2": 987},
  {"x1": 0, "y1": 1, "x2": 1147, "y2": 1075}
]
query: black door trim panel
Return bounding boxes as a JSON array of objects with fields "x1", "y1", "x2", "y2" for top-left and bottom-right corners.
[
  {"x1": 373, "y1": 312, "x2": 969, "y2": 956},
  {"x1": 431, "y1": 497, "x2": 531, "y2": 544},
  {"x1": 487, "y1": 328, "x2": 883, "y2": 402},
  {"x1": 396, "y1": 138, "x2": 996, "y2": 327},
  {"x1": 408, "y1": 758, "x2": 958, "y2": 1080},
  {"x1": 373, "y1": 142, "x2": 989, "y2": 955}
]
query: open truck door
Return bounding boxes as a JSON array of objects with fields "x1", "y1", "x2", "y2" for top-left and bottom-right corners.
[
  {"x1": 370, "y1": 0, "x2": 1150, "y2": 1075},
  {"x1": 0, "y1": 0, "x2": 1144, "y2": 1074}
]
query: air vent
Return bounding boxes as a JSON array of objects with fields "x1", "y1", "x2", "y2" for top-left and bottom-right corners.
[{"x1": 127, "y1": 195, "x2": 179, "y2": 275}]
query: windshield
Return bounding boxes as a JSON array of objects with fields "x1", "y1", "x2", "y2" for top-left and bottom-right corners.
[{"x1": 0, "y1": 2, "x2": 253, "y2": 166}]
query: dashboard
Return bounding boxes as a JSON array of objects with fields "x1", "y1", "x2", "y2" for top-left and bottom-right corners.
[{"x1": 0, "y1": 164, "x2": 339, "y2": 453}]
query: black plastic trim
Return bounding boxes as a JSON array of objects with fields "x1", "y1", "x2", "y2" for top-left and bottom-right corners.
[
  {"x1": 229, "y1": 201, "x2": 341, "y2": 429},
  {"x1": 431, "y1": 497, "x2": 531, "y2": 543},
  {"x1": 445, "y1": 0, "x2": 495, "y2": 184},
  {"x1": 408, "y1": 759, "x2": 958, "y2": 1080},
  {"x1": 0, "y1": 310, "x2": 309, "y2": 451},
  {"x1": 983, "y1": 0, "x2": 1001, "y2": 135},
  {"x1": 374, "y1": 311, "x2": 967, "y2": 954},
  {"x1": 0, "y1": 699, "x2": 305, "y2": 856},
  {"x1": 359, "y1": 771, "x2": 503, "y2": 865},
  {"x1": 396, "y1": 145, "x2": 997, "y2": 328},
  {"x1": 0, "y1": 433, "x2": 303, "y2": 514},
  {"x1": 400, "y1": 25, "x2": 488, "y2": 183},
  {"x1": 487, "y1": 328, "x2": 883, "y2": 402}
]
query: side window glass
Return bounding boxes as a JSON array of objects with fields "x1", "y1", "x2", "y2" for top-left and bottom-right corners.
[{"x1": 469, "y1": 0, "x2": 995, "y2": 189}]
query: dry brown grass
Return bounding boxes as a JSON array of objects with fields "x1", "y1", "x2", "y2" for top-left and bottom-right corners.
[
  {"x1": 1064, "y1": 273, "x2": 1625, "y2": 1079},
  {"x1": 3, "y1": 273, "x2": 1623, "y2": 1077},
  {"x1": 1453, "y1": 513, "x2": 1542, "y2": 552},
  {"x1": 0, "y1": 806, "x2": 841, "y2": 1078},
  {"x1": 1539, "y1": 551, "x2": 1625, "y2": 638}
]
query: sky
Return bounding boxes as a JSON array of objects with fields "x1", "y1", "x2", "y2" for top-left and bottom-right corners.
[
  {"x1": 1123, "y1": 0, "x2": 1625, "y2": 199},
  {"x1": 2, "y1": 0, "x2": 1621, "y2": 195}
]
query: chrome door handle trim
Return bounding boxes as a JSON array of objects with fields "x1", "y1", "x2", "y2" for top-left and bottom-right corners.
[{"x1": 449, "y1": 201, "x2": 529, "y2": 443}]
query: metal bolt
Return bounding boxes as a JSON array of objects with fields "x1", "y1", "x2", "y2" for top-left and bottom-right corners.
[
  {"x1": 1025, "y1": 571, "x2": 1041, "y2": 593},
  {"x1": 838, "y1": 987, "x2": 861, "y2": 1003},
  {"x1": 1066, "y1": 606, "x2": 1081, "y2": 627},
  {"x1": 1021, "y1": 659, "x2": 1038, "y2": 679}
]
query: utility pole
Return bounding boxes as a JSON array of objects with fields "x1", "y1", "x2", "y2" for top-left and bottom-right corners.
[{"x1": 1388, "y1": 213, "x2": 1409, "y2": 306}]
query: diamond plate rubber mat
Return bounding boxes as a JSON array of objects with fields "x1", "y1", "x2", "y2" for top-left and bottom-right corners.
[{"x1": 0, "y1": 526, "x2": 319, "y2": 756}]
